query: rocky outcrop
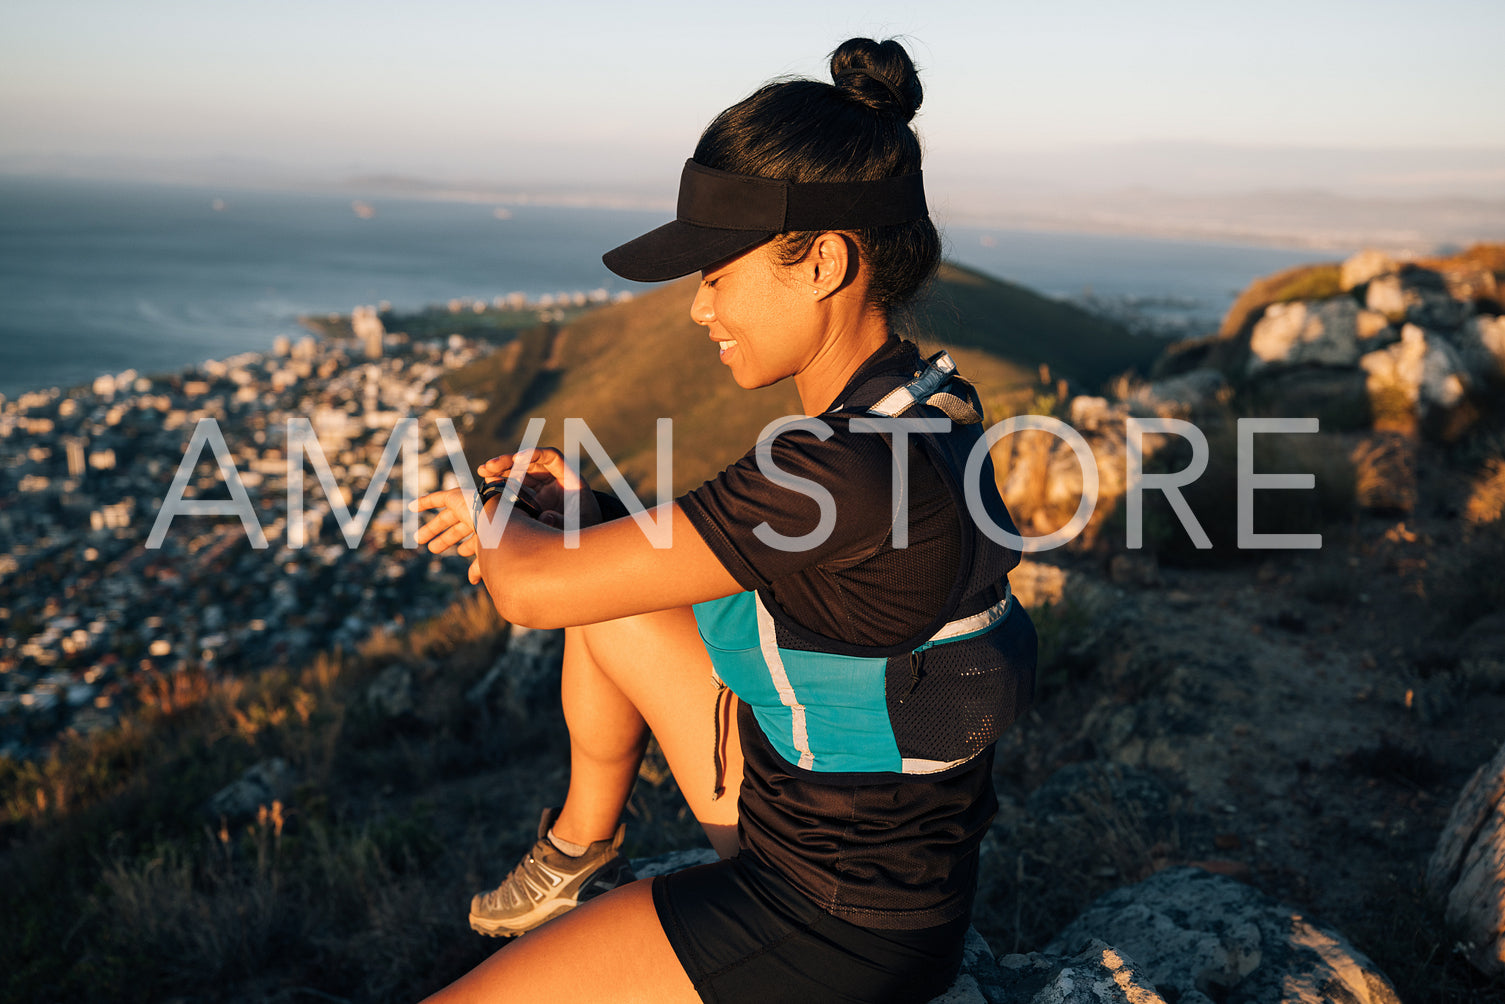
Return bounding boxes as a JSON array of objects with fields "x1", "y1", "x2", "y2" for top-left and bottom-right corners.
[
  {"x1": 1455, "y1": 314, "x2": 1505, "y2": 386},
  {"x1": 1358, "y1": 322, "x2": 1469, "y2": 423},
  {"x1": 1047, "y1": 867, "x2": 1402, "y2": 1004},
  {"x1": 1175, "y1": 245, "x2": 1505, "y2": 436},
  {"x1": 988, "y1": 940, "x2": 1166, "y2": 1004},
  {"x1": 1425, "y1": 738, "x2": 1505, "y2": 977},
  {"x1": 205, "y1": 757, "x2": 295, "y2": 822},
  {"x1": 1247, "y1": 297, "x2": 1371, "y2": 374}
]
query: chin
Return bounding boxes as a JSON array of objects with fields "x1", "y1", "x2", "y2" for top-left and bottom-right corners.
[{"x1": 731, "y1": 369, "x2": 779, "y2": 391}]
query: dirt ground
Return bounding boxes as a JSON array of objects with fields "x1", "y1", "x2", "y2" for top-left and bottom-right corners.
[{"x1": 976, "y1": 496, "x2": 1505, "y2": 999}]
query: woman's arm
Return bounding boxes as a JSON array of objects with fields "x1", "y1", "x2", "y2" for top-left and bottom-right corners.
[
  {"x1": 479, "y1": 500, "x2": 741, "y2": 628},
  {"x1": 409, "y1": 451, "x2": 743, "y2": 629}
]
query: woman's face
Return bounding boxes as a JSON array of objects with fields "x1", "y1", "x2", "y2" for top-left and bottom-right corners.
[{"x1": 689, "y1": 243, "x2": 821, "y2": 391}]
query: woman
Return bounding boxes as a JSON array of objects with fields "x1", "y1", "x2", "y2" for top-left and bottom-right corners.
[{"x1": 413, "y1": 37, "x2": 1036, "y2": 1004}]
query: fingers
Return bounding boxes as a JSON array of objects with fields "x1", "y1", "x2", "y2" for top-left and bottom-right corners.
[
  {"x1": 408, "y1": 489, "x2": 459, "y2": 513},
  {"x1": 478, "y1": 447, "x2": 582, "y2": 491}
]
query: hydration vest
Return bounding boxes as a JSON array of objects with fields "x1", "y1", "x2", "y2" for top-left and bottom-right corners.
[{"x1": 692, "y1": 350, "x2": 1037, "y2": 778}]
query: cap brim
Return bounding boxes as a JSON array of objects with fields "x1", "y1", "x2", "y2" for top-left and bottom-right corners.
[{"x1": 602, "y1": 220, "x2": 775, "y2": 283}]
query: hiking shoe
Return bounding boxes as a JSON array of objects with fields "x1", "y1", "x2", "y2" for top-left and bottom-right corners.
[{"x1": 469, "y1": 807, "x2": 637, "y2": 937}]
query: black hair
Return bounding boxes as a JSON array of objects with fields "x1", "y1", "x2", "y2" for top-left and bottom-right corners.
[{"x1": 692, "y1": 38, "x2": 940, "y2": 315}]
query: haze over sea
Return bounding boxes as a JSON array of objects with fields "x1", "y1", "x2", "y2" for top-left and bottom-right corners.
[{"x1": 0, "y1": 175, "x2": 1333, "y2": 400}]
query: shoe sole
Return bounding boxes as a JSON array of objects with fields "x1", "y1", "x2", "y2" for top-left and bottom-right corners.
[{"x1": 468, "y1": 893, "x2": 583, "y2": 937}]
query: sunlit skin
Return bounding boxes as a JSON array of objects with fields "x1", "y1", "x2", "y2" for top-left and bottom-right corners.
[{"x1": 405, "y1": 233, "x2": 893, "y2": 1002}]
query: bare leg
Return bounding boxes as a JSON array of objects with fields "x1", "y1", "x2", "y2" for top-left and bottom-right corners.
[
  {"x1": 547, "y1": 606, "x2": 743, "y2": 857},
  {"x1": 423, "y1": 880, "x2": 699, "y2": 1003},
  {"x1": 429, "y1": 609, "x2": 743, "y2": 1001}
]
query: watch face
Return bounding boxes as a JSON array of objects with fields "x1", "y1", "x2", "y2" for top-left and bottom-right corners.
[{"x1": 486, "y1": 479, "x2": 544, "y2": 519}]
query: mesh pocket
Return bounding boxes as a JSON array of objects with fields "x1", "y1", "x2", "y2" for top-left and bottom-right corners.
[{"x1": 885, "y1": 607, "x2": 1037, "y2": 764}]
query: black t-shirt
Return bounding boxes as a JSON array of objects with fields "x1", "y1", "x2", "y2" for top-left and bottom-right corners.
[
  {"x1": 676, "y1": 339, "x2": 1005, "y2": 931},
  {"x1": 679, "y1": 339, "x2": 960, "y2": 648}
]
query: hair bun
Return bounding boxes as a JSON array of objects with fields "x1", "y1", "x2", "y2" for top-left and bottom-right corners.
[{"x1": 830, "y1": 38, "x2": 921, "y2": 123}]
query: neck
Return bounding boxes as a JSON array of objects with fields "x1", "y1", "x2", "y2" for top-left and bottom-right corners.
[{"x1": 795, "y1": 315, "x2": 894, "y2": 414}]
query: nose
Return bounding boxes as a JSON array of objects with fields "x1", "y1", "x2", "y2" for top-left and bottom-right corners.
[{"x1": 690, "y1": 284, "x2": 715, "y2": 326}]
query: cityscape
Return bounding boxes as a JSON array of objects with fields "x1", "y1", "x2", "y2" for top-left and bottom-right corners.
[{"x1": 0, "y1": 314, "x2": 528, "y2": 760}]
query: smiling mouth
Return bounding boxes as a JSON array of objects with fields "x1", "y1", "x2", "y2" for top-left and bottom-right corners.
[{"x1": 716, "y1": 339, "x2": 737, "y2": 358}]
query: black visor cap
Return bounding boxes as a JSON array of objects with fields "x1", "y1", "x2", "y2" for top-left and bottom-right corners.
[{"x1": 602, "y1": 160, "x2": 927, "y2": 283}]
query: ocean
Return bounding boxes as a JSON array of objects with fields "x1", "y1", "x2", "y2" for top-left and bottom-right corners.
[{"x1": 0, "y1": 175, "x2": 1331, "y2": 400}]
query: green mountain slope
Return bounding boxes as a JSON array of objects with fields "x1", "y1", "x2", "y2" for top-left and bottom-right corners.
[{"x1": 453, "y1": 262, "x2": 1153, "y2": 495}]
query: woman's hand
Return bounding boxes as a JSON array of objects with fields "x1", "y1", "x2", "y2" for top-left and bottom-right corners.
[
  {"x1": 477, "y1": 447, "x2": 604, "y2": 530},
  {"x1": 410, "y1": 487, "x2": 487, "y2": 583}
]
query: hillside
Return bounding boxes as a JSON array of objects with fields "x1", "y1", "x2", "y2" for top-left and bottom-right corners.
[{"x1": 450, "y1": 261, "x2": 1155, "y2": 493}]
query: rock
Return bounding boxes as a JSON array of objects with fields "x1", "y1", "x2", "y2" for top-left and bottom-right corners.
[
  {"x1": 1339, "y1": 249, "x2": 1399, "y2": 292},
  {"x1": 1125, "y1": 368, "x2": 1227, "y2": 418},
  {"x1": 1009, "y1": 559, "x2": 1069, "y2": 611},
  {"x1": 1436, "y1": 263, "x2": 1500, "y2": 306},
  {"x1": 366, "y1": 663, "x2": 415, "y2": 718},
  {"x1": 630, "y1": 847, "x2": 719, "y2": 878},
  {"x1": 1366, "y1": 271, "x2": 1471, "y2": 331},
  {"x1": 1355, "y1": 309, "x2": 1398, "y2": 346},
  {"x1": 1454, "y1": 314, "x2": 1505, "y2": 386},
  {"x1": 1425, "y1": 738, "x2": 1505, "y2": 977},
  {"x1": 206, "y1": 758, "x2": 295, "y2": 821},
  {"x1": 1359, "y1": 323, "x2": 1469, "y2": 424},
  {"x1": 1069, "y1": 396, "x2": 1122, "y2": 432},
  {"x1": 1047, "y1": 866, "x2": 1402, "y2": 1004},
  {"x1": 1365, "y1": 274, "x2": 1411, "y2": 324},
  {"x1": 992, "y1": 940, "x2": 1166, "y2": 1004},
  {"x1": 1246, "y1": 298, "x2": 1365, "y2": 375},
  {"x1": 1349, "y1": 432, "x2": 1417, "y2": 514},
  {"x1": 1077, "y1": 701, "x2": 1194, "y2": 772}
]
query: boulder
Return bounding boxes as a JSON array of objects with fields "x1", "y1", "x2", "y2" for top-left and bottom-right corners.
[
  {"x1": 1454, "y1": 314, "x2": 1505, "y2": 386},
  {"x1": 205, "y1": 758, "x2": 295, "y2": 822},
  {"x1": 1359, "y1": 323, "x2": 1469, "y2": 423},
  {"x1": 1048, "y1": 867, "x2": 1402, "y2": 1004},
  {"x1": 1366, "y1": 271, "x2": 1471, "y2": 331},
  {"x1": 1069, "y1": 396, "x2": 1123, "y2": 432},
  {"x1": 1425, "y1": 738, "x2": 1505, "y2": 977},
  {"x1": 1355, "y1": 309, "x2": 1395, "y2": 344},
  {"x1": 991, "y1": 940, "x2": 1166, "y2": 1004},
  {"x1": 366, "y1": 663, "x2": 415, "y2": 718},
  {"x1": 1339, "y1": 249, "x2": 1400, "y2": 292},
  {"x1": 1008, "y1": 559, "x2": 1069, "y2": 611},
  {"x1": 1246, "y1": 298, "x2": 1365, "y2": 375},
  {"x1": 1125, "y1": 369, "x2": 1227, "y2": 418}
]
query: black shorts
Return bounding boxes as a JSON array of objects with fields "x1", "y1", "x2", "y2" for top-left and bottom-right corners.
[{"x1": 650, "y1": 853, "x2": 969, "y2": 1004}]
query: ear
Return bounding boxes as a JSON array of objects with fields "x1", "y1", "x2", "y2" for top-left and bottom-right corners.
[{"x1": 808, "y1": 232, "x2": 853, "y2": 298}]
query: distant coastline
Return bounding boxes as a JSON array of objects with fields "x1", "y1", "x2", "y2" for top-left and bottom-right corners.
[{"x1": 0, "y1": 174, "x2": 1332, "y2": 403}]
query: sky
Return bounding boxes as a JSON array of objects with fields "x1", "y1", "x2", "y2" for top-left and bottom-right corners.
[{"x1": 2, "y1": 0, "x2": 1504, "y2": 205}]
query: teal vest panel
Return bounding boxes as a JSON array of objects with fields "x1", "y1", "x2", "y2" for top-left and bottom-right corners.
[{"x1": 693, "y1": 591, "x2": 901, "y2": 774}]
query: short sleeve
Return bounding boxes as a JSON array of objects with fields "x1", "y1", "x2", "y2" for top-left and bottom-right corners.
[{"x1": 679, "y1": 417, "x2": 900, "y2": 591}]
